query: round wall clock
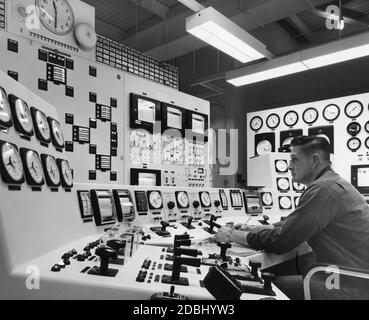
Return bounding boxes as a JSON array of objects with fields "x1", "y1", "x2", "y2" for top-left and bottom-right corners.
[
  {"x1": 8, "y1": 95, "x2": 34, "y2": 137},
  {"x1": 0, "y1": 140, "x2": 24, "y2": 185},
  {"x1": 47, "y1": 117, "x2": 65, "y2": 149},
  {"x1": 0, "y1": 87, "x2": 12, "y2": 129},
  {"x1": 56, "y1": 159, "x2": 73, "y2": 188},
  {"x1": 41, "y1": 154, "x2": 60, "y2": 187},
  {"x1": 20, "y1": 148, "x2": 44, "y2": 186},
  {"x1": 31, "y1": 107, "x2": 51, "y2": 144}
]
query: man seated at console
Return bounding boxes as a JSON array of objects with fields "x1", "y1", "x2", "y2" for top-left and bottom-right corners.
[{"x1": 213, "y1": 135, "x2": 369, "y2": 299}]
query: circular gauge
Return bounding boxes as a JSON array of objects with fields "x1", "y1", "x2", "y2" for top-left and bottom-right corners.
[
  {"x1": 0, "y1": 87, "x2": 12, "y2": 129},
  {"x1": 148, "y1": 191, "x2": 163, "y2": 210},
  {"x1": 9, "y1": 95, "x2": 34, "y2": 136},
  {"x1": 48, "y1": 117, "x2": 65, "y2": 149},
  {"x1": 279, "y1": 196, "x2": 292, "y2": 210},
  {"x1": 41, "y1": 154, "x2": 60, "y2": 187},
  {"x1": 345, "y1": 100, "x2": 363, "y2": 119},
  {"x1": 294, "y1": 197, "x2": 300, "y2": 208},
  {"x1": 0, "y1": 141, "x2": 24, "y2": 184},
  {"x1": 347, "y1": 122, "x2": 361, "y2": 136},
  {"x1": 57, "y1": 159, "x2": 73, "y2": 188},
  {"x1": 323, "y1": 104, "x2": 340, "y2": 122},
  {"x1": 347, "y1": 137, "x2": 361, "y2": 152},
  {"x1": 266, "y1": 113, "x2": 280, "y2": 130},
  {"x1": 277, "y1": 178, "x2": 290, "y2": 191},
  {"x1": 35, "y1": 0, "x2": 75, "y2": 36},
  {"x1": 20, "y1": 149, "x2": 44, "y2": 186},
  {"x1": 256, "y1": 140, "x2": 272, "y2": 156},
  {"x1": 261, "y1": 192, "x2": 273, "y2": 207},
  {"x1": 176, "y1": 191, "x2": 189, "y2": 209},
  {"x1": 284, "y1": 111, "x2": 299, "y2": 127},
  {"x1": 275, "y1": 160, "x2": 288, "y2": 173},
  {"x1": 250, "y1": 116, "x2": 263, "y2": 132},
  {"x1": 365, "y1": 121, "x2": 369, "y2": 133},
  {"x1": 365, "y1": 137, "x2": 369, "y2": 149},
  {"x1": 31, "y1": 107, "x2": 51, "y2": 143},
  {"x1": 200, "y1": 191, "x2": 211, "y2": 207},
  {"x1": 303, "y1": 107, "x2": 319, "y2": 125},
  {"x1": 293, "y1": 182, "x2": 305, "y2": 192}
]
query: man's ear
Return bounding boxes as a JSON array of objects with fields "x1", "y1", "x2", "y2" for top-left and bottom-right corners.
[{"x1": 312, "y1": 153, "x2": 320, "y2": 167}]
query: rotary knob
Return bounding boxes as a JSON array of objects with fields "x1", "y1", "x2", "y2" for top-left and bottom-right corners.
[
  {"x1": 167, "y1": 201, "x2": 175, "y2": 210},
  {"x1": 193, "y1": 201, "x2": 200, "y2": 209}
]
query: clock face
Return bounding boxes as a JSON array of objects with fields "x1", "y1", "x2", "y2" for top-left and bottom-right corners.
[
  {"x1": 303, "y1": 108, "x2": 319, "y2": 125},
  {"x1": 41, "y1": 154, "x2": 60, "y2": 187},
  {"x1": 261, "y1": 192, "x2": 273, "y2": 207},
  {"x1": 345, "y1": 100, "x2": 363, "y2": 119},
  {"x1": 0, "y1": 141, "x2": 24, "y2": 184},
  {"x1": 20, "y1": 149, "x2": 44, "y2": 186},
  {"x1": 275, "y1": 160, "x2": 288, "y2": 173},
  {"x1": 176, "y1": 191, "x2": 189, "y2": 208},
  {"x1": 9, "y1": 95, "x2": 34, "y2": 136},
  {"x1": 293, "y1": 182, "x2": 305, "y2": 192},
  {"x1": 323, "y1": 104, "x2": 340, "y2": 122},
  {"x1": 148, "y1": 191, "x2": 163, "y2": 209},
  {"x1": 284, "y1": 111, "x2": 299, "y2": 127},
  {"x1": 277, "y1": 178, "x2": 290, "y2": 191},
  {"x1": 0, "y1": 87, "x2": 12, "y2": 128},
  {"x1": 57, "y1": 159, "x2": 73, "y2": 188},
  {"x1": 256, "y1": 140, "x2": 272, "y2": 155},
  {"x1": 48, "y1": 117, "x2": 65, "y2": 149},
  {"x1": 36, "y1": 0, "x2": 75, "y2": 35},
  {"x1": 347, "y1": 122, "x2": 361, "y2": 136},
  {"x1": 250, "y1": 116, "x2": 263, "y2": 132},
  {"x1": 266, "y1": 113, "x2": 280, "y2": 129},
  {"x1": 365, "y1": 121, "x2": 369, "y2": 133},
  {"x1": 279, "y1": 196, "x2": 292, "y2": 210},
  {"x1": 347, "y1": 137, "x2": 361, "y2": 152},
  {"x1": 200, "y1": 191, "x2": 211, "y2": 207},
  {"x1": 365, "y1": 137, "x2": 369, "y2": 149},
  {"x1": 31, "y1": 107, "x2": 51, "y2": 143}
]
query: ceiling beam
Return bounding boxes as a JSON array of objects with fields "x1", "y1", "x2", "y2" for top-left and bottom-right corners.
[
  {"x1": 129, "y1": 0, "x2": 169, "y2": 20},
  {"x1": 121, "y1": 0, "x2": 334, "y2": 61},
  {"x1": 287, "y1": 14, "x2": 315, "y2": 42}
]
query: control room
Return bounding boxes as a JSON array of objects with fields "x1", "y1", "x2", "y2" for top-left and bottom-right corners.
[{"x1": 1, "y1": 0, "x2": 369, "y2": 301}]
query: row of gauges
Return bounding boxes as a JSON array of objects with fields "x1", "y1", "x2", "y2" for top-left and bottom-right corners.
[
  {"x1": 0, "y1": 140, "x2": 72, "y2": 189},
  {"x1": 261, "y1": 192, "x2": 300, "y2": 210},
  {"x1": 277, "y1": 178, "x2": 305, "y2": 192},
  {"x1": 250, "y1": 100, "x2": 367, "y2": 131},
  {"x1": 347, "y1": 137, "x2": 369, "y2": 152},
  {"x1": 0, "y1": 87, "x2": 65, "y2": 149}
]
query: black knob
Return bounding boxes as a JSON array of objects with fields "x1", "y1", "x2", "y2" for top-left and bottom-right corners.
[
  {"x1": 214, "y1": 200, "x2": 221, "y2": 208},
  {"x1": 63, "y1": 258, "x2": 71, "y2": 265},
  {"x1": 62, "y1": 253, "x2": 71, "y2": 260},
  {"x1": 169, "y1": 286, "x2": 175, "y2": 297},
  {"x1": 193, "y1": 201, "x2": 200, "y2": 208},
  {"x1": 107, "y1": 239, "x2": 125, "y2": 252},
  {"x1": 167, "y1": 201, "x2": 175, "y2": 210},
  {"x1": 249, "y1": 260, "x2": 262, "y2": 277},
  {"x1": 263, "y1": 215, "x2": 270, "y2": 223},
  {"x1": 71, "y1": 249, "x2": 77, "y2": 255},
  {"x1": 217, "y1": 242, "x2": 232, "y2": 261},
  {"x1": 262, "y1": 273, "x2": 275, "y2": 290},
  {"x1": 77, "y1": 254, "x2": 85, "y2": 261},
  {"x1": 161, "y1": 221, "x2": 170, "y2": 231},
  {"x1": 51, "y1": 264, "x2": 61, "y2": 272},
  {"x1": 187, "y1": 217, "x2": 193, "y2": 226},
  {"x1": 95, "y1": 246, "x2": 118, "y2": 274}
]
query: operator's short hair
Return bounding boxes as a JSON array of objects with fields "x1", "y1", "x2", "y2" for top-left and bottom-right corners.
[{"x1": 290, "y1": 135, "x2": 330, "y2": 161}]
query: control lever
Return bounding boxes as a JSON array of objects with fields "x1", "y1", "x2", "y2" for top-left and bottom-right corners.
[
  {"x1": 218, "y1": 242, "x2": 232, "y2": 262},
  {"x1": 162, "y1": 256, "x2": 201, "y2": 286},
  {"x1": 155, "y1": 221, "x2": 170, "y2": 237},
  {"x1": 240, "y1": 272, "x2": 276, "y2": 297},
  {"x1": 151, "y1": 286, "x2": 189, "y2": 300},
  {"x1": 87, "y1": 246, "x2": 119, "y2": 277},
  {"x1": 249, "y1": 260, "x2": 262, "y2": 279},
  {"x1": 107, "y1": 239, "x2": 126, "y2": 265},
  {"x1": 181, "y1": 217, "x2": 195, "y2": 230},
  {"x1": 203, "y1": 215, "x2": 220, "y2": 234},
  {"x1": 165, "y1": 247, "x2": 201, "y2": 261},
  {"x1": 167, "y1": 236, "x2": 191, "y2": 254},
  {"x1": 259, "y1": 215, "x2": 270, "y2": 225}
]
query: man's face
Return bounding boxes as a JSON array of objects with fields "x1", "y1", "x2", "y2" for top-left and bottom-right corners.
[{"x1": 288, "y1": 146, "x2": 314, "y2": 184}]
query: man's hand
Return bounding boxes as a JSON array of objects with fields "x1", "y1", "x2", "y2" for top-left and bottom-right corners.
[{"x1": 212, "y1": 226, "x2": 233, "y2": 243}]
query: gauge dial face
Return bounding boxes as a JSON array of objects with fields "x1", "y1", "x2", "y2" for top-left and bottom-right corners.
[
  {"x1": 176, "y1": 191, "x2": 189, "y2": 208},
  {"x1": 347, "y1": 122, "x2": 361, "y2": 136},
  {"x1": 0, "y1": 88, "x2": 12, "y2": 127},
  {"x1": 58, "y1": 159, "x2": 73, "y2": 188},
  {"x1": 42, "y1": 155, "x2": 60, "y2": 186},
  {"x1": 25, "y1": 150, "x2": 44, "y2": 185},
  {"x1": 364, "y1": 121, "x2": 369, "y2": 134},
  {"x1": 279, "y1": 196, "x2": 292, "y2": 210},
  {"x1": 1, "y1": 142, "x2": 24, "y2": 183},
  {"x1": 148, "y1": 191, "x2": 163, "y2": 209},
  {"x1": 345, "y1": 100, "x2": 363, "y2": 119},
  {"x1": 323, "y1": 104, "x2": 340, "y2": 122},
  {"x1": 219, "y1": 190, "x2": 228, "y2": 207},
  {"x1": 36, "y1": 0, "x2": 75, "y2": 36},
  {"x1": 284, "y1": 111, "x2": 299, "y2": 127},
  {"x1": 200, "y1": 191, "x2": 211, "y2": 207},
  {"x1": 303, "y1": 108, "x2": 319, "y2": 124},
  {"x1": 250, "y1": 116, "x2": 263, "y2": 132},
  {"x1": 266, "y1": 113, "x2": 280, "y2": 129},
  {"x1": 262, "y1": 192, "x2": 273, "y2": 206},
  {"x1": 256, "y1": 140, "x2": 272, "y2": 155},
  {"x1": 275, "y1": 160, "x2": 288, "y2": 172},
  {"x1": 32, "y1": 108, "x2": 51, "y2": 142},
  {"x1": 347, "y1": 137, "x2": 361, "y2": 152},
  {"x1": 48, "y1": 118, "x2": 65, "y2": 148},
  {"x1": 12, "y1": 97, "x2": 34, "y2": 135},
  {"x1": 277, "y1": 178, "x2": 290, "y2": 191},
  {"x1": 293, "y1": 182, "x2": 305, "y2": 192}
]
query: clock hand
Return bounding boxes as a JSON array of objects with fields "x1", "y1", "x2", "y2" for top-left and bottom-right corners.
[
  {"x1": 7, "y1": 157, "x2": 14, "y2": 168},
  {"x1": 53, "y1": 1, "x2": 58, "y2": 29}
]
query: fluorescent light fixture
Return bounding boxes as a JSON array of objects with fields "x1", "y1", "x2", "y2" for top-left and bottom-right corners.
[
  {"x1": 227, "y1": 31, "x2": 369, "y2": 87},
  {"x1": 186, "y1": 7, "x2": 273, "y2": 63}
]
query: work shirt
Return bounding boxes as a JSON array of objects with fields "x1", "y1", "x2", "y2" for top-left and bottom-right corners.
[{"x1": 247, "y1": 168, "x2": 369, "y2": 270}]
